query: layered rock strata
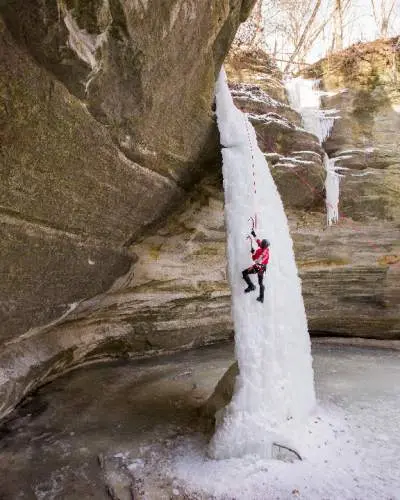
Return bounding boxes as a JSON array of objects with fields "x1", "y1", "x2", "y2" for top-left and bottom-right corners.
[
  {"x1": 304, "y1": 38, "x2": 400, "y2": 222},
  {"x1": 0, "y1": 0, "x2": 255, "y2": 417},
  {"x1": 225, "y1": 47, "x2": 399, "y2": 339},
  {"x1": 299, "y1": 39, "x2": 400, "y2": 333},
  {"x1": 1, "y1": 30, "x2": 399, "y2": 419}
]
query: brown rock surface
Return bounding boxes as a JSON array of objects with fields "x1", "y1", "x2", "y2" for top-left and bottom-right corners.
[
  {"x1": 294, "y1": 39, "x2": 400, "y2": 337},
  {"x1": 226, "y1": 50, "x2": 326, "y2": 211},
  {"x1": 304, "y1": 38, "x2": 400, "y2": 221},
  {"x1": 0, "y1": 0, "x2": 253, "y2": 340},
  {"x1": 0, "y1": 0, "x2": 255, "y2": 417},
  {"x1": 0, "y1": 175, "x2": 233, "y2": 418}
]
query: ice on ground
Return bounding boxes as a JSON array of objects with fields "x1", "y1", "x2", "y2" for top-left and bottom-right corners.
[
  {"x1": 168, "y1": 407, "x2": 360, "y2": 500},
  {"x1": 209, "y1": 69, "x2": 315, "y2": 460},
  {"x1": 104, "y1": 347, "x2": 400, "y2": 500}
]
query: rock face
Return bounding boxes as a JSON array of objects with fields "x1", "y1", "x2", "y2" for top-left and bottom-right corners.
[
  {"x1": 225, "y1": 47, "x2": 399, "y2": 339},
  {"x1": 225, "y1": 49, "x2": 326, "y2": 211},
  {"x1": 0, "y1": 174, "x2": 233, "y2": 418},
  {"x1": 1, "y1": 21, "x2": 399, "y2": 420},
  {"x1": 0, "y1": 0, "x2": 254, "y2": 413},
  {"x1": 304, "y1": 38, "x2": 400, "y2": 222},
  {"x1": 0, "y1": 0, "x2": 254, "y2": 340},
  {"x1": 0, "y1": 0, "x2": 256, "y2": 417},
  {"x1": 299, "y1": 39, "x2": 400, "y2": 335}
]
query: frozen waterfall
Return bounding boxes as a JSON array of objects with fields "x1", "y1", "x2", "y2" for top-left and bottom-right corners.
[
  {"x1": 209, "y1": 70, "x2": 315, "y2": 460},
  {"x1": 285, "y1": 77, "x2": 340, "y2": 225}
]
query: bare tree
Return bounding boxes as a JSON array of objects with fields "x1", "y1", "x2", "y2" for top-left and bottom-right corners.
[
  {"x1": 283, "y1": 0, "x2": 323, "y2": 73},
  {"x1": 332, "y1": 0, "x2": 344, "y2": 50},
  {"x1": 233, "y1": 0, "x2": 269, "y2": 48},
  {"x1": 370, "y1": 0, "x2": 399, "y2": 37},
  {"x1": 247, "y1": 0, "x2": 400, "y2": 73}
]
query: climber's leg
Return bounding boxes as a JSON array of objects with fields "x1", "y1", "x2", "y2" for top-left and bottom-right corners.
[{"x1": 242, "y1": 267, "x2": 256, "y2": 293}]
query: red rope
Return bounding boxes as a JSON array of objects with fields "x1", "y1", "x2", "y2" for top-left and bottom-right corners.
[{"x1": 244, "y1": 116, "x2": 258, "y2": 230}]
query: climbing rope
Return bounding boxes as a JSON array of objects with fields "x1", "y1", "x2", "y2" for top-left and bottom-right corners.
[{"x1": 243, "y1": 114, "x2": 258, "y2": 234}]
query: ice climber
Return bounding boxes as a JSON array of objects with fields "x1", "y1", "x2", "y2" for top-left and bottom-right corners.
[{"x1": 242, "y1": 230, "x2": 270, "y2": 303}]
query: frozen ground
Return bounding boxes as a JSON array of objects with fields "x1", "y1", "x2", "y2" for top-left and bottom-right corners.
[{"x1": 0, "y1": 342, "x2": 399, "y2": 499}]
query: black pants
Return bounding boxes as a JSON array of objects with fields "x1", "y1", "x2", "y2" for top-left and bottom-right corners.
[{"x1": 242, "y1": 265, "x2": 266, "y2": 299}]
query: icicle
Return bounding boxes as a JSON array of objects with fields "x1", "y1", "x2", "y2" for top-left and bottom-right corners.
[
  {"x1": 324, "y1": 156, "x2": 340, "y2": 225},
  {"x1": 209, "y1": 69, "x2": 315, "y2": 460}
]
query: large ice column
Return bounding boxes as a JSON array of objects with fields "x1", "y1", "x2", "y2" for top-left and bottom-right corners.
[
  {"x1": 209, "y1": 70, "x2": 315, "y2": 460},
  {"x1": 285, "y1": 77, "x2": 340, "y2": 225}
]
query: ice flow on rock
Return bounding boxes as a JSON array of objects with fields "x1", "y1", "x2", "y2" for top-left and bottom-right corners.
[
  {"x1": 208, "y1": 70, "x2": 316, "y2": 459},
  {"x1": 285, "y1": 77, "x2": 340, "y2": 225}
]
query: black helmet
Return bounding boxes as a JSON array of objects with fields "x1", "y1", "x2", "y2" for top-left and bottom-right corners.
[{"x1": 261, "y1": 239, "x2": 270, "y2": 248}]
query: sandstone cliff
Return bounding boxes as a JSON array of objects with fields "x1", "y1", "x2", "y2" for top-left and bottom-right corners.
[
  {"x1": 0, "y1": 0, "x2": 255, "y2": 418},
  {"x1": 0, "y1": 0, "x2": 254, "y2": 341},
  {"x1": 300, "y1": 39, "x2": 400, "y2": 334},
  {"x1": 0, "y1": 11, "x2": 399, "y2": 419}
]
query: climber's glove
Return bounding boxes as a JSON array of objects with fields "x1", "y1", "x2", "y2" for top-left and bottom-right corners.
[
  {"x1": 251, "y1": 247, "x2": 255, "y2": 254},
  {"x1": 251, "y1": 230, "x2": 256, "y2": 238}
]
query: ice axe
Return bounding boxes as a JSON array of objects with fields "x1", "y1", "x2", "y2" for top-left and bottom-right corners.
[
  {"x1": 246, "y1": 235, "x2": 255, "y2": 254},
  {"x1": 248, "y1": 215, "x2": 257, "y2": 233}
]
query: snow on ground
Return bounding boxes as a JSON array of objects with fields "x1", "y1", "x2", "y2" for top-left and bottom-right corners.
[
  {"x1": 115, "y1": 348, "x2": 400, "y2": 500},
  {"x1": 167, "y1": 407, "x2": 359, "y2": 500},
  {"x1": 230, "y1": 84, "x2": 289, "y2": 109},
  {"x1": 162, "y1": 357, "x2": 400, "y2": 500}
]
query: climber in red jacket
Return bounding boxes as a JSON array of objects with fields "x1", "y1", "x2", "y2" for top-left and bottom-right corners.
[{"x1": 242, "y1": 230, "x2": 270, "y2": 303}]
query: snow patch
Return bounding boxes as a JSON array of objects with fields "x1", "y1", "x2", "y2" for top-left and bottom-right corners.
[
  {"x1": 230, "y1": 84, "x2": 288, "y2": 109},
  {"x1": 168, "y1": 407, "x2": 359, "y2": 500},
  {"x1": 336, "y1": 148, "x2": 376, "y2": 156}
]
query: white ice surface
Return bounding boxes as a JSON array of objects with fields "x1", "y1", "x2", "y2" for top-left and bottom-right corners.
[
  {"x1": 284, "y1": 78, "x2": 336, "y2": 144},
  {"x1": 208, "y1": 70, "x2": 315, "y2": 460},
  {"x1": 59, "y1": 2, "x2": 109, "y2": 91},
  {"x1": 163, "y1": 349, "x2": 400, "y2": 500},
  {"x1": 108, "y1": 348, "x2": 400, "y2": 500}
]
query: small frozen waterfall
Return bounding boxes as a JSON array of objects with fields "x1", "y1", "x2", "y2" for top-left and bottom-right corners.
[{"x1": 285, "y1": 77, "x2": 340, "y2": 225}]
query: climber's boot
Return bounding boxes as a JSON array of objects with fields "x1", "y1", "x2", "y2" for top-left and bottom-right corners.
[
  {"x1": 257, "y1": 285, "x2": 265, "y2": 303},
  {"x1": 242, "y1": 271, "x2": 256, "y2": 293}
]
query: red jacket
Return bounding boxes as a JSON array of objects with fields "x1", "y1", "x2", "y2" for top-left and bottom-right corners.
[{"x1": 252, "y1": 239, "x2": 270, "y2": 265}]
